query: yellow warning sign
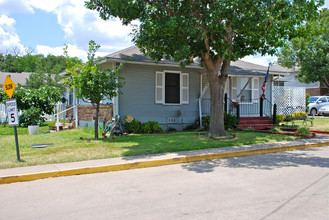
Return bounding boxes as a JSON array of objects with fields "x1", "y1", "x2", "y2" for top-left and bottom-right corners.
[{"x1": 2, "y1": 75, "x2": 16, "y2": 99}]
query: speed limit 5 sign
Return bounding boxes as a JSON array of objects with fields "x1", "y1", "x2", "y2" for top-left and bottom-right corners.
[{"x1": 6, "y1": 99, "x2": 19, "y2": 126}]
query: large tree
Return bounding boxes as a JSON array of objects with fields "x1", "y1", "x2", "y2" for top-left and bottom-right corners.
[
  {"x1": 64, "y1": 41, "x2": 124, "y2": 139},
  {"x1": 86, "y1": 0, "x2": 322, "y2": 136},
  {"x1": 278, "y1": 8, "x2": 329, "y2": 88}
]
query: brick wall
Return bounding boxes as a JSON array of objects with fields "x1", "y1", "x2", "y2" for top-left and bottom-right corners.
[
  {"x1": 306, "y1": 88, "x2": 329, "y2": 96},
  {"x1": 65, "y1": 105, "x2": 113, "y2": 122}
]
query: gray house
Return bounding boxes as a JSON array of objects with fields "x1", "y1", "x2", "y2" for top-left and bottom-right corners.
[{"x1": 99, "y1": 46, "x2": 292, "y2": 130}]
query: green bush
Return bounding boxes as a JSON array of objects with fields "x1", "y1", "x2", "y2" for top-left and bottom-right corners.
[
  {"x1": 292, "y1": 112, "x2": 307, "y2": 119},
  {"x1": 224, "y1": 112, "x2": 238, "y2": 130},
  {"x1": 284, "y1": 114, "x2": 293, "y2": 122},
  {"x1": 124, "y1": 119, "x2": 140, "y2": 133},
  {"x1": 297, "y1": 126, "x2": 310, "y2": 135},
  {"x1": 141, "y1": 122, "x2": 151, "y2": 133},
  {"x1": 202, "y1": 115, "x2": 210, "y2": 130},
  {"x1": 202, "y1": 113, "x2": 238, "y2": 131},
  {"x1": 18, "y1": 107, "x2": 45, "y2": 127},
  {"x1": 44, "y1": 121, "x2": 56, "y2": 127},
  {"x1": 166, "y1": 127, "x2": 177, "y2": 132},
  {"x1": 148, "y1": 121, "x2": 164, "y2": 133},
  {"x1": 124, "y1": 120, "x2": 163, "y2": 134},
  {"x1": 276, "y1": 114, "x2": 284, "y2": 123}
]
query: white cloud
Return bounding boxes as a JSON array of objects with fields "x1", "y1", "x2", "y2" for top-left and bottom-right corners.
[
  {"x1": 0, "y1": 0, "x2": 134, "y2": 60},
  {"x1": 0, "y1": 15, "x2": 25, "y2": 53}
]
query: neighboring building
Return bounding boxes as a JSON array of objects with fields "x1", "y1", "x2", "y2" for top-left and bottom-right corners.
[
  {"x1": 98, "y1": 46, "x2": 292, "y2": 130},
  {"x1": 284, "y1": 72, "x2": 328, "y2": 96},
  {"x1": 0, "y1": 72, "x2": 31, "y2": 87}
]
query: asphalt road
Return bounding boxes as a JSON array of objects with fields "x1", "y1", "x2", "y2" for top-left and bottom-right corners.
[{"x1": 1, "y1": 146, "x2": 328, "y2": 220}]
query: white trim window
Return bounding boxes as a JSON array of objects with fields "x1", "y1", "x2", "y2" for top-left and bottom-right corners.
[
  {"x1": 231, "y1": 76, "x2": 259, "y2": 103},
  {"x1": 155, "y1": 71, "x2": 189, "y2": 105}
]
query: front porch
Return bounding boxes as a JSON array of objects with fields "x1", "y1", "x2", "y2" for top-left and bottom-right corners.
[{"x1": 200, "y1": 94, "x2": 278, "y2": 130}]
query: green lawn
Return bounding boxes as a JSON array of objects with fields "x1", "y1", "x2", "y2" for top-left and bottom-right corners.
[
  {"x1": 0, "y1": 126, "x2": 303, "y2": 169},
  {"x1": 282, "y1": 116, "x2": 329, "y2": 131}
]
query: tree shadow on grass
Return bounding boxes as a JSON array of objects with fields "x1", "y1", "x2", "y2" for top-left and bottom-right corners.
[{"x1": 181, "y1": 147, "x2": 329, "y2": 173}]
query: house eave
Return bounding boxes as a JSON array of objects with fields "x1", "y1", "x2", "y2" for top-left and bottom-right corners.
[{"x1": 101, "y1": 58, "x2": 203, "y2": 69}]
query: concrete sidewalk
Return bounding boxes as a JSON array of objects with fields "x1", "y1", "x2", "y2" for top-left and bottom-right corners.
[{"x1": 1, "y1": 134, "x2": 329, "y2": 184}]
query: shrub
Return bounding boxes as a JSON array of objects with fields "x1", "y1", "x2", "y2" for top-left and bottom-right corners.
[
  {"x1": 141, "y1": 122, "x2": 151, "y2": 133},
  {"x1": 284, "y1": 114, "x2": 293, "y2": 122},
  {"x1": 148, "y1": 121, "x2": 164, "y2": 133},
  {"x1": 224, "y1": 112, "x2": 238, "y2": 130},
  {"x1": 18, "y1": 107, "x2": 44, "y2": 127},
  {"x1": 124, "y1": 119, "x2": 140, "y2": 133},
  {"x1": 166, "y1": 127, "x2": 177, "y2": 132},
  {"x1": 297, "y1": 126, "x2": 310, "y2": 135},
  {"x1": 276, "y1": 114, "x2": 284, "y2": 123},
  {"x1": 292, "y1": 112, "x2": 307, "y2": 119},
  {"x1": 202, "y1": 113, "x2": 238, "y2": 131},
  {"x1": 202, "y1": 115, "x2": 210, "y2": 130}
]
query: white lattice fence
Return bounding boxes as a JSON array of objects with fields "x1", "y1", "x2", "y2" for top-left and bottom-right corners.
[{"x1": 273, "y1": 86, "x2": 306, "y2": 115}]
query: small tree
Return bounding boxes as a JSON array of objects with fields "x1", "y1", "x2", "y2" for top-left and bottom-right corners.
[
  {"x1": 278, "y1": 9, "x2": 329, "y2": 89},
  {"x1": 64, "y1": 40, "x2": 124, "y2": 139}
]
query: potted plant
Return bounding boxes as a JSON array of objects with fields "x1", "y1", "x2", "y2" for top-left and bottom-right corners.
[{"x1": 19, "y1": 107, "x2": 43, "y2": 135}]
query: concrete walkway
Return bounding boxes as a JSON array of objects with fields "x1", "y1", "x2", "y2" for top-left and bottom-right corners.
[{"x1": 1, "y1": 134, "x2": 329, "y2": 184}]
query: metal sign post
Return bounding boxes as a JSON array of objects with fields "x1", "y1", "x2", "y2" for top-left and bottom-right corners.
[
  {"x1": 3, "y1": 75, "x2": 20, "y2": 162},
  {"x1": 6, "y1": 99, "x2": 20, "y2": 161}
]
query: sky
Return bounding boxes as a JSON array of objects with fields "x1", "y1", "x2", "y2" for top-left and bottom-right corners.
[{"x1": 0, "y1": 0, "x2": 328, "y2": 65}]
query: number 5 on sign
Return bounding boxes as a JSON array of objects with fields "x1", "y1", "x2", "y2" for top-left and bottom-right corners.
[{"x1": 6, "y1": 99, "x2": 19, "y2": 126}]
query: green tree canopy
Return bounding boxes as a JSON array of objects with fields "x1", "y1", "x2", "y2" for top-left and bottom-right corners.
[
  {"x1": 0, "y1": 51, "x2": 67, "y2": 89},
  {"x1": 278, "y1": 8, "x2": 329, "y2": 88},
  {"x1": 86, "y1": 0, "x2": 323, "y2": 136},
  {"x1": 64, "y1": 40, "x2": 124, "y2": 139}
]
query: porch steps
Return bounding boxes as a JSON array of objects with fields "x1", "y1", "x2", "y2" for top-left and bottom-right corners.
[{"x1": 238, "y1": 117, "x2": 276, "y2": 130}]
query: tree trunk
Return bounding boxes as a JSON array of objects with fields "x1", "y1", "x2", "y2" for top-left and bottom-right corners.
[
  {"x1": 94, "y1": 102, "x2": 100, "y2": 139},
  {"x1": 203, "y1": 58, "x2": 229, "y2": 137},
  {"x1": 208, "y1": 73, "x2": 227, "y2": 136}
]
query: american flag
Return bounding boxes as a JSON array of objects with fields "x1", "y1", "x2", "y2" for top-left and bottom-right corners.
[{"x1": 261, "y1": 63, "x2": 271, "y2": 98}]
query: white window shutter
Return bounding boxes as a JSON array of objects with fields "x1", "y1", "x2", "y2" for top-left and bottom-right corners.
[
  {"x1": 253, "y1": 78, "x2": 259, "y2": 100},
  {"x1": 181, "y1": 73, "x2": 189, "y2": 104},
  {"x1": 155, "y1": 71, "x2": 165, "y2": 104}
]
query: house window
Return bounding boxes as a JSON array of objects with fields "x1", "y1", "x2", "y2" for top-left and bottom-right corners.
[
  {"x1": 273, "y1": 81, "x2": 284, "y2": 86},
  {"x1": 155, "y1": 71, "x2": 189, "y2": 104},
  {"x1": 231, "y1": 77, "x2": 259, "y2": 102},
  {"x1": 165, "y1": 73, "x2": 180, "y2": 104},
  {"x1": 240, "y1": 77, "x2": 252, "y2": 102}
]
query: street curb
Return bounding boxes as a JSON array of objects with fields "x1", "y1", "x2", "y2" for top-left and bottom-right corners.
[{"x1": 1, "y1": 142, "x2": 329, "y2": 184}]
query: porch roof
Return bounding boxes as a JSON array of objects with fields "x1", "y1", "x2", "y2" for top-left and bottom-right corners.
[{"x1": 104, "y1": 46, "x2": 293, "y2": 76}]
